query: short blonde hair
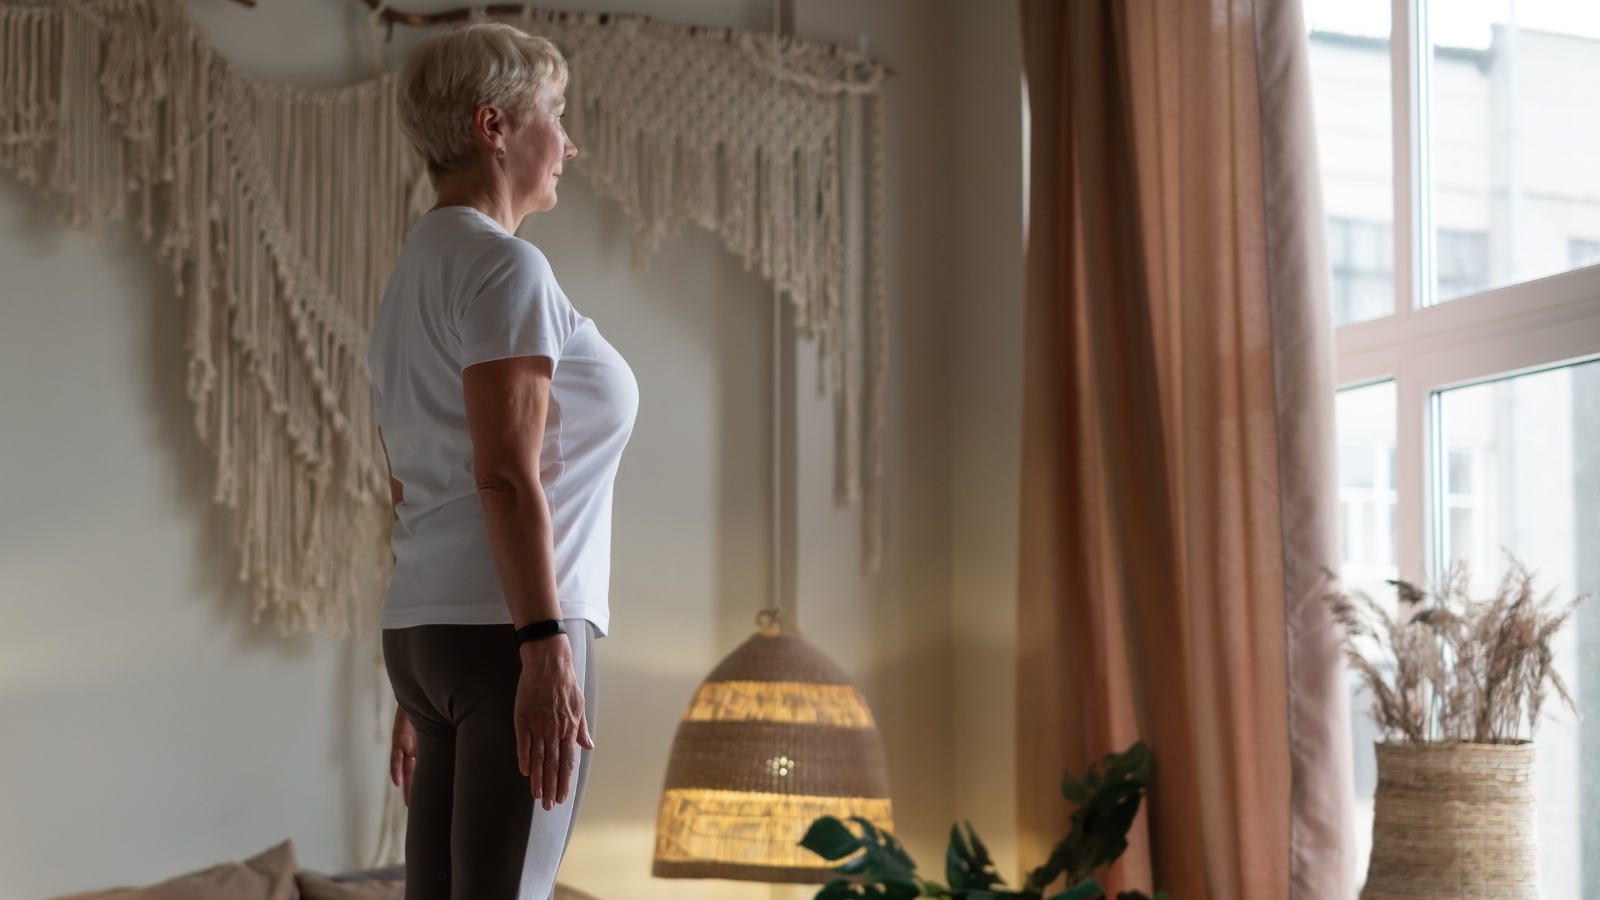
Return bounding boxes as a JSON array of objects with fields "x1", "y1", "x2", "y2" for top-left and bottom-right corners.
[{"x1": 398, "y1": 24, "x2": 568, "y2": 176}]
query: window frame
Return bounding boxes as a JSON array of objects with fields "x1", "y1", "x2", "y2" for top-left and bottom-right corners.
[{"x1": 1333, "y1": 0, "x2": 1600, "y2": 586}]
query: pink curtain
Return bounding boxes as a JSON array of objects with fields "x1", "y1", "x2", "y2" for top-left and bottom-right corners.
[{"x1": 1016, "y1": 2, "x2": 1355, "y2": 898}]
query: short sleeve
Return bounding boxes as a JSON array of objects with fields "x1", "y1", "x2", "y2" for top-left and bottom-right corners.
[{"x1": 457, "y1": 238, "x2": 575, "y2": 370}]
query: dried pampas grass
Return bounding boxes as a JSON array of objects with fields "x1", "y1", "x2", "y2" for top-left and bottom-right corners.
[{"x1": 1329, "y1": 559, "x2": 1585, "y2": 744}]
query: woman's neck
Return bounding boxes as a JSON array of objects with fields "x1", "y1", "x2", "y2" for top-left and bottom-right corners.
[{"x1": 430, "y1": 163, "x2": 519, "y2": 233}]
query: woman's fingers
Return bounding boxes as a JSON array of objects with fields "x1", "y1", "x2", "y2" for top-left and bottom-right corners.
[
  {"x1": 402, "y1": 754, "x2": 416, "y2": 806},
  {"x1": 542, "y1": 737, "x2": 562, "y2": 810},
  {"x1": 556, "y1": 734, "x2": 579, "y2": 804},
  {"x1": 517, "y1": 717, "x2": 532, "y2": 779},
  {"x1": 525, "y1": 731, "x2": 545, "y2": 799},
  {"x1": 390, "y1": 706, "x2": 416, "y2": 796},
  {"x1": 579, "y1": 707, "x2": 598, "y2": 749}
]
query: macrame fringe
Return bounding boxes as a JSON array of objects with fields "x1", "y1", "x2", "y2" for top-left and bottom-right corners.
[
  {"x1": 0, "y1": 0, "x2": 891, "y2": 640},
  {"x1": 3, "y1": 0, "x2": 411, "y2": 635},
  {"x1": 515, "y1": 8, "x2": 888, "y2": 550}
]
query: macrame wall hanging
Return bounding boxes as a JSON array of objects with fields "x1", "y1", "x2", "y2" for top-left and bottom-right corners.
[{"x1": 0, "y1": 0, "x2": 889, "y2": 635}]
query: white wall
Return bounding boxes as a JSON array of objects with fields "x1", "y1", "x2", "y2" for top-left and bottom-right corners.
[
  {"x1": 945, "y1": 0, "x2": 1024, "y2": 882},
  {"x1": 0, "y1": 1, "x2": 1025, "y2": 898},
  {"x1": 0, "y1": 174, "x2": 391, "y2": 893}
]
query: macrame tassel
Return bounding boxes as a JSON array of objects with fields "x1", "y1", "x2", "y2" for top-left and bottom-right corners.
[
  {"x1": 0, "y1": 5, "x2": 62, "y2": 183},
  {"x1": 862, "y1": 91, "x2": 887, "y2": 572},
  {"x1": 523, "y1": 13, "x2": 888, "y2": 567},
  {"x1": 52, "y1": 1, "x2": 124, "y2": 228},
  {"x1": 833, "y1": 91, "x2": 863, "y2": 505}
]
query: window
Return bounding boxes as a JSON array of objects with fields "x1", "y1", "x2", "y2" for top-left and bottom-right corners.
[
  {"x1": 1329, "y1": 218, "x2": 1396, "y2": 326},
  {"x1": 1307, "y1": 0, "x2": 1600, "y2": 892},
  {"x1": 1574, "y1": 239, "x2": 1600, "y2": 269},
  {"x1": 1435, "y1": 228, "x2": 1489, "y2": 300},
  {"x1": 1307, "y1": 14, "x2": 1394, "y2": 327},
  {"x1": 1336, "y1": 382, "x2": 1398, "y2": 588},
  {"x1": 1424, "y1": 2, "x2": 1600, "y2": 301}
]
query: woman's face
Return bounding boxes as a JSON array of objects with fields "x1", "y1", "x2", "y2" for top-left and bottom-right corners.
[{"x1": 505, "y1": 82, "x2": 577, "y2": 216}]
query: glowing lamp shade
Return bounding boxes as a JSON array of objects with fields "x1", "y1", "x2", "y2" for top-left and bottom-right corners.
[{"x1": 652, "y1": 626, "x2": 894, "y2": 882}]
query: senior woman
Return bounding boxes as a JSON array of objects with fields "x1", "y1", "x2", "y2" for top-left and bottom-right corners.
[{"x1": 368, "y1": 24, "x2": 637, "y2": 900}]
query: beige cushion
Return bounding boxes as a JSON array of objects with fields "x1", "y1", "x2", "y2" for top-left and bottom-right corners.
[
  {"x1": 50, "y1": 841, "x2": 298, "y2": 900},
  {"x1": 51, "y1": 844, "x2": 606, "y2": 900},
  {"x1": 292, "y1": 875, "x2": 599, "y2": 900}
]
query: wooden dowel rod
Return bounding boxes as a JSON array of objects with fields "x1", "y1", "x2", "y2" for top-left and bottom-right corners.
[{"x1": 347, "y1": 0, "x2": 894, "y2": 75}]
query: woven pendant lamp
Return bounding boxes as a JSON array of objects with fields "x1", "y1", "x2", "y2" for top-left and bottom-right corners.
[
  {"x1": 652, "y1": 2, "x2": 891, "y2": 879},
  {"x1": 651, "y1": 611, "x2": 894, "y2": 881}
]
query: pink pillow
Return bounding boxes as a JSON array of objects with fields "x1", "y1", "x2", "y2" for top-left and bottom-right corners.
[
  {"x1": 49, "y1": 841, "x2": 298, "y2": 900},
  {"x1": 291, "y1": 874, "x2": 602, "y2": 900}
]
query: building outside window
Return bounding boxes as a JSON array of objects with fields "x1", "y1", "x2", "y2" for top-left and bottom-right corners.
[
  {"x1": 1330, "y1": 218, "x2": 1397, "y2": 326},
  {"x1": 1574, "y1": 238, "x2": 1600, "y2": 269},
  {"x1": 1436, "y1": 229, "x2": 1490, "y2": 300},
  {"x1": 1305, "y1": 0, "x2": 1600, "y2": 893}
]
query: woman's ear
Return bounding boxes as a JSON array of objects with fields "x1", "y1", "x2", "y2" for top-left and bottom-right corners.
[{"x1": 473, "y1": 104, "x2": 508, "y2": 157}]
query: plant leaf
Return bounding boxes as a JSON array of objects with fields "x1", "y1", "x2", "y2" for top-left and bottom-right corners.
[
  {"x1": 946, "y1": 821, "x2": 1004, "y2": 890},
  {"x1": 803, "y1": 817, "x2": 866, "y2": 862},
  {"x1": 947, "y1": 823, "x2": 973, "y2": 889},
  {"x1": 819, "y1": 816, "x2": 918, "y2": 883},
  {"x1": 1060, "y1": 770, "x2": 1092, "y2": 806},
  {"x1": 815, "y1": 879, "x2": 862, "y2": 900},
  {"x1": 881, "y1": 879, "x2": 921, "y2": 900},
  {"x1": 1025, "y1": 743, "x2": 1155, "y2": 892},
  {"x1": 965, "y1": 824, "x2": 1003, "y2": 887},
  {"x1": 1046, "y1": 877, "x2": 1104, "y2": 900},
  {"x1": 836, "y1": 857, "x2": 870, "y2": 876}
]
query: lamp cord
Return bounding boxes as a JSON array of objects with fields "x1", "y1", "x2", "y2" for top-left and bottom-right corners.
[{"x1": 766, "y1": 0, "x2": 784, "y2": 632}]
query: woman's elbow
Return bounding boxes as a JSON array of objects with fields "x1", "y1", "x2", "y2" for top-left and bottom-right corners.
[{"x1": 474, "y1": 469, "x2": 541, "y2": 506}]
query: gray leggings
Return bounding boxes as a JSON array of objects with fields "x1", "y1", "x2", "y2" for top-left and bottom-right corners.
[{"x1": 383, "y1": 621, "x2": 596, "y2": 900}]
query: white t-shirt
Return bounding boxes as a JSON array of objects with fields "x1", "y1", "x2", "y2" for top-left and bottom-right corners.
[{"x1": 368, "y1": 207, "x2": 637, "y2": 635}]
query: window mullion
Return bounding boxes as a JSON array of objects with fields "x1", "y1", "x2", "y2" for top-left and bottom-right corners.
[
  {"x1": 1393, "y1": 0, "x2": 1430, "y2": 319},
  {"x1": 1412, "y1": 0, "x2": 1434, "y2": 312},
  {"x1": 1394, "y1": 365, "x2": 1429, "y2": 585},
  {"x1": 1391, "y1": 0, "x2": 1413, "y2": 321},
  {"x1": 1391, "y1": 0, "x2": 1433, "y2": 586}
]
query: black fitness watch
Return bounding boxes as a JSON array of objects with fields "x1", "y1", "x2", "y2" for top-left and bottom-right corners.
[{"x1": 513, "y1": 619, "x2": 567, "y2": 645}]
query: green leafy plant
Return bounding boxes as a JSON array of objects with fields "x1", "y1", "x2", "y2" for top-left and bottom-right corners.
[{"x1": 800, "y1": 742, "x2": 1171, "y2": 900}]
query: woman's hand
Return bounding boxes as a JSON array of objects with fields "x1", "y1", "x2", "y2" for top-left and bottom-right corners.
[
  {"x1": 515, "y1": 635, "x2": 594, "y2": 810},
  {"x1": 390, "y1": 706, "x2": 417, "y2": 806}
]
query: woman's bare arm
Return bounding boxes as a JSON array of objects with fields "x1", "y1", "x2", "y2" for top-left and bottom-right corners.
[
  {"x1": 463, "y1": 356, "x2": 563, "y2": 627},
  {"x1": 462, "y1": 355, "x2": 593, "y2": 810},
  {"x1": 378, "y1": 428, "x2": 417, "y2": 805}
]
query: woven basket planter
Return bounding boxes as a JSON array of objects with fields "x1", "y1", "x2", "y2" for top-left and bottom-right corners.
[{"x1": 1362, "y1": 741, "x2": 1538, "y2": 899}]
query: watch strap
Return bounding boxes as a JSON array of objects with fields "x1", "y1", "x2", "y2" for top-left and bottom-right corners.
[{"x1": 513, "y1": 618, "x2": 567, "y2": 645}]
